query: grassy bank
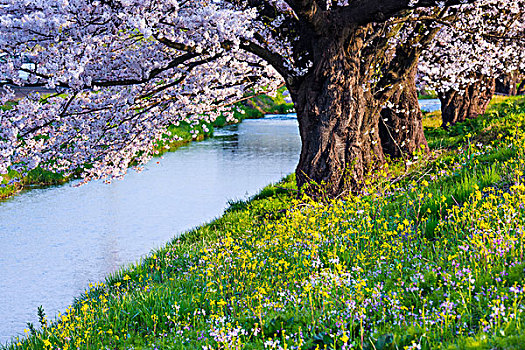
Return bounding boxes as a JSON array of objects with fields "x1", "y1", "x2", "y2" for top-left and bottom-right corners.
[
  {"x1": 418, "y1": 90, "x2": 438, "y2": 100},
  {"x1": 4, "y1": 96, "x2": 525, "y2": 349},
  {"x1": 231, "y1": 87, "x2": 294, "y2": 120},
  {"x1": 0, "y1": 88, "x2": 293, "y2": 200}
]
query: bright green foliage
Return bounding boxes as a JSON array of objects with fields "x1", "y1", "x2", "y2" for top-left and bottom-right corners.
[
  {"x1": 424, "y1": 96, "x2": 525, "y2": 149},
  {"x1": 0, "y1": 167, "x2": 70, "y2": 199},
  {"x1": 231, "y1": 87, "x2": 294, "y2": 120}
]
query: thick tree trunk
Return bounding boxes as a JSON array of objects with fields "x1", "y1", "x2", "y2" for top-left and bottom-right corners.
[
  {"x1": 379, "y1": 66, "x2": 428, "y2": 159},
  {"x1": 290, "y1": 26, "x2": 384, "y2": 199},
  {"x1": 439, "y1": 76, "x2": 496, "y2": 128},
  {"x1": 284, "y1": 17, "x2": 437, "y2": 198}
]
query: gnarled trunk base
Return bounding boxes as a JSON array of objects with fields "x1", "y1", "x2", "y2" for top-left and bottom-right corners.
[
  {"x1": 496, "y1": 72, "x2": 521, "y2": 96},
  {"x1": 291, "y1": 26, "x2": 384, "y2": 199}
]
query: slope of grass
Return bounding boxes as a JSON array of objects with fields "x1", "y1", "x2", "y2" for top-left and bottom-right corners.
[
  {"x1": 4, "y1": 98, "x2": 525, "y2": 350},
  {"x1": 212, "y1": 87, "x2": 294, "y2": 124},
  {"x1": 423, "y1": 96, "x2": 525, "y2": 149}
]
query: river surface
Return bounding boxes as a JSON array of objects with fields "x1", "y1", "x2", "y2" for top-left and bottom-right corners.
[
  {"x1": 419, "y1": 98, "x2": 441, "y2": 112},
  {"x1": 0, "y1": 100, "x2": 441, "y2": 344}
]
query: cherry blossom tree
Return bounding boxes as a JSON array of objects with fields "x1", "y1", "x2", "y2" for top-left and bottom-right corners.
[
  {"x1": 376, "y1": 12, "x2": 448, "y2": 161},
  {"x1": 379, "y1": 66, "x2": 429, "y2": 160},
  {"x1": 0, "y1": 0, "x2": 502, "y2": 199},
  {"x1": 0, "y1": 0, "x2": 282, "y2": 183},
  {"x1": 419, "y1": 0, "x2": 525, "y2": 128}
]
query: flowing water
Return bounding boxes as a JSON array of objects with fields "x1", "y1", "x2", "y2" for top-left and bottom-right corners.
[
  {"x1": 419, "y1": 98, "x2": 441, "y2": 113},
  {"x1": 0, "y1": 100, "x2": 441, "y2": 343}
]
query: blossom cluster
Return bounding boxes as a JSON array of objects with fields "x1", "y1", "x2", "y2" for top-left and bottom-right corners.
[
  {"x1": 419, "y1": 0, "x2": 525, "y2": 93},
  {"x1": 0, "y1": 0, "x2": 281, "y2": 182}
]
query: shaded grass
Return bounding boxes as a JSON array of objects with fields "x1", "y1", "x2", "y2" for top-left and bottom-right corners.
[{"x1": 424, "y1": 96, "x2": 525, "y2": 150}]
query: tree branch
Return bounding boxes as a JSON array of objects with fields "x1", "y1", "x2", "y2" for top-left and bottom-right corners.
[{"x1": 240, "y1": 40, "x2": 291, "y2": 81}]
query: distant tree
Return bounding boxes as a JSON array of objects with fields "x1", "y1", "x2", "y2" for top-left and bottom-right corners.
[
  {"x1": 419, "y1": 0, "x2": 525, "y2": 128},
  {"x1": 379, "y1": 65, "x2": 430, "y2": 160},
  {"x1": 496, "y1": 71, "x2": 524, "y2": 96}
]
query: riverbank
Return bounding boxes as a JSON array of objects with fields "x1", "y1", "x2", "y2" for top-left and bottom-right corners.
[
  {"x1": 4, "y1": 96, "x2": 525, "y2": 349},
  {"x1": 0, "y1": 89, "x2": 294, "y2": 200}
]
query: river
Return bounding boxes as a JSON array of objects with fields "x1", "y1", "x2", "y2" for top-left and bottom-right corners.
[
  {"x1": 419, "y1": 98, "x2": 441, "y2": 113},
  {"x1": 0, "y1": 100, "x2": 441, "y2": 343}
]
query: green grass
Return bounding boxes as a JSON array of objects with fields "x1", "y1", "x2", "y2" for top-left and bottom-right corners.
[
  {"x1": 0, "y1": 167, "x2": 73, "y2": 199},
  {"x1": 5, "y1": 97, "x2": 525, "y2": 350},
  {"x1": 424, "y1": 96, "x2": 525, "y2": 149},
  {"x1": 418, "y1": 89, "x2": 438, "y2": 100},
  {"x1": 210, "y1": 87, "x2": 294, "y2": 125},
  {"x1": 388, "y1": 96, "x2": 525, "y2": 238}
]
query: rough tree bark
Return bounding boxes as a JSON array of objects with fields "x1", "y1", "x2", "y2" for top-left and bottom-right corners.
[
  {"x1": 379, "y1": 65, "x2": 428, "y2": 159},
  {"x1": 286, "y1": 21, "x2": 438, "y2": 198},
  {"x1": 439, "y1": 75, "x2": 496, "y2": 128},
  {"x1": 289, "y1": 26, "x2": 385, "y2": 198},
  {"x1": 240, "y1": 0, "x2": 463, "y2": 198}
]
